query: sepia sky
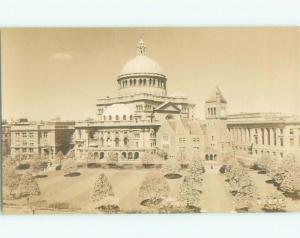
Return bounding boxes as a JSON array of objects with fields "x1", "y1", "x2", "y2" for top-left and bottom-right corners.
[{"x1": 1, "y1": 27, "x2": 300, "y2": 121}]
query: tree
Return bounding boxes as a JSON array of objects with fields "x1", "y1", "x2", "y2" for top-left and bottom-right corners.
[
  {"x1": 107, "y1": 152, "x2": 118, "y2": 166},
  {"x1": 280, "y1": 169, "x2": 300, "y2": 195},
  {"x1": 62, "y1": 158, "x2": 79, "y2": 176},
  {"x1": 177, "y1": 176, "x2": 202, "y2": 210},
  {"x1": 89, "y1": 173, "x2": 119, "y2": 212},
  {"x1": 30, "y1": 156, "x2": 48, "y2": 176},
  {"x1": 186, "y1": 159, "x2": 205, "y2": 184},
  {"x1": 55, "y1": 151, "x2": 65, "y2": 165},
  {"x1": 66, "y1": 149, "x2": 75, "y2": 159},
  {"x1": 17, "y1": 173, "x2": 40, "y2": 198},
  {"x1": 142, "y1": 152, "x2": 155, "y2": 167},
  {"x1": 139, "y1": 172, "x2": 170, "y2": 207},
  {"x1": 261, "y1": 192, "x2": 287, "y2": 212},
  {"x1": 3, "y1": 167, "x2": 21, "y2": 199},
  {"x1": 234, "y1": 182, "x2": 257, "y2": 212},
  {"x1": 90, "y1": 173, "x2": 114, "y2": 202}
]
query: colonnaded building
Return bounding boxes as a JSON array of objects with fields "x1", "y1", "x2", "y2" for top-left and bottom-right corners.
[{"x1": 73, "y1": 39, "x2": 230, "y2": 162}]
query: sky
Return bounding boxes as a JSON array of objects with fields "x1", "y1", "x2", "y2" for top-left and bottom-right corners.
[{"x1": 1, "y1": 27, "x2": 300, "y2": 121}]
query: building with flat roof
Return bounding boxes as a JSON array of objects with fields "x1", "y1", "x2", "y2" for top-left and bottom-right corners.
[{"x1": 10, "y1": 120, "x2": 75, "y2": 159}]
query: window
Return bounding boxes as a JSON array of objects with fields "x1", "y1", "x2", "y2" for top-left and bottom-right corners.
[
  {"x1": 280, "y1": 138, "x2": 284, "y2": 146},
  {"x1": 29, "y1": 148, "x2": 33, "y2": 153},
  {"x1": 136, "y1": 142, "x2": 139, "y2": 148},
  {"x1": 16, "y1": 132, "x2": 20, "y2": 138},
  {"x1": 123, "y1": 115, "x2": 126, "y2": 120},
  {"x1": 179, "y1": 138, "x2": 186, "y2": 143},
  {"x1": 29, "y1": 142, "x2": 34, "y2": 146},
  {"x1": 23, "y1": 141, "x2": 27, "y2": 146},
  {"x1": 280, "y1": 152, "x2": 284, "y2": 158},
  {"x1": 255, "y1": 136, "x2": 258, "y2": 145},
  {"x1": 43, "y1": 132, "x2": 48, "y2": 138},
  {"x1": 130, "y1": 115, "x2": 133, "y2": 120},
  {"x1": 22, "y1": 132, "x2": 27, "y2": 138},
  {"x1": 280, "y1": 128, "x2": 284, "y2": 134},
  {"x1": 290, "y1": 138, "x2": 294, "y2": 146},
  {"x1": 289, "y1": 129, "x2": 294, "y2": 135},
  {"x1": 134, "y1": 133, "x2": 140, "y2": 139},
  {"x1": 103, "y1": 115, "x2": 106, "y2": 120},
  {"x1": 22, "y1": 148, "x2": 26, "y2": 152},
  {"x1": 29, "y1": 132, "x2": 34, "y2": 138},
  {"x1": 115, "y1": 115, "x2": 119, "y2": 120},
  {"x1": 109, "y1": 115, "x2": 112, "y2": 120},
  {"x1": 273, "y1": 152, "x2": 276, "y2": 157}
]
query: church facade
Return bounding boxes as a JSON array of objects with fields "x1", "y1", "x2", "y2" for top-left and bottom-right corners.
[{"x1": 73, "y1": 40, "x2": 225, "y2": 162}]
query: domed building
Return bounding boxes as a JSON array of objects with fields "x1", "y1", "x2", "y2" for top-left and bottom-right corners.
[{"x1": 74, "y1": 39, "x2": 198, "y2": 161}]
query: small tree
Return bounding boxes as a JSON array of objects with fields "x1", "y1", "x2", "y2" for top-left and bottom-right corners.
[
  {"x1": 142, "y1": 152, "x2": 155, "y2": 167},
  {"x1": 3, "y1": 168, "x2": 21, "y2": 199},
  {"x1": 62, "y1": 158, "x2": 79, "y2": 176},
  {"x1": 17, "y1": 173, "x2": 41, "y2": 199},
  {"x1": 280, "y1": 170, "x2": 300, "y2": 196},
  {"x1": 55, "y1": 151, "x2": 65, "y2": 165},
  {"x1": 30, "y1": 156, "x2": 48, "y2": 176},
  {"x1": 177, "y1": 176, "x2": 201, "y2": 210},
  {"x1": 186, "y1": 159, "x2": 205, "y2": 184},
  {"x1": 139, "y1": 172, "x2": 170, "y2": 207},
  {"x1": 234, "y1": 182, "x2": 257, "y2": 212},
  {"x1": 89, "y1": 173, "x2": 119, "y2": 212},
  {"x1": 261, "y1": 192, "x2": 287, "y2": 212},
  {"x1": 107, "y1": 152, "x2": 118, "y2": 166},
  {"x1": 90, "y1": 173, "x2": 114, "y2": 202}
]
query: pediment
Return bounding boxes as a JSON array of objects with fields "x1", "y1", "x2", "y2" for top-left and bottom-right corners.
[{"x1": 154, "y1": 101, "x2": 181, "y2": 113}]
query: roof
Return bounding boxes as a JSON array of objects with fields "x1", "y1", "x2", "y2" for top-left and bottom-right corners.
[
  {"x1": 206, "y1": 85, "x2": 227, "y2": 103},
  {"x1": 120, "y1": 55, "x2": 164, "y2": 76},
  {"x1": 166, "y1": 118, "x2": 206, "y2": 135}
]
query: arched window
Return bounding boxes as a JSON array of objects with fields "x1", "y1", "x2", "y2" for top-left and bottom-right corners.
[
  {"x1": 130, "y1": 115, "x2": 133, "y2": 120},
  {"x1": 109, "y1": 115, "x2": 112, "y2": 120},
  {"x1": 100, "y1": 138, "x2": 104, "y2": 147},
  {"x1": 152, "y1": 79, "x2": 155, "y2": 86},
  {"x1": 107, "y1": 138, "x2": 112, "y2": 147},
  {"x1": 103, "y1": 115, "x2": 106, "y2": 120},
  {"x1": 208, "y1": 108, "x2": 210, "y2": 115},
  {"x1": 134, "y1": 79, "x2": 136, "y2": 86},
  {"x1": 143, "y1": 78, "x2": 146, "y2": 86},
  {"x1": 123, "y1": 115, "x2": 126, "y2": 120},
  {"x1": 116, "y1": 115, "x2": 119, "y2": 120},
  {"x1": 121, "y1": 152, "x2": 127, "y2": 159},
  {"x1": 100, "y1": 152, "x2": 105, "y2": 159},
  {"x1": 130, "y1": 79, "x2": 132, "y2": 86},
  {"x1": 115, "y1": 137, "x2": 120, "y2": 147},
  {"x1": 213, "y1": 108, "x2": 216, "y2": 115},
  {"x1": 125, "y1": 80, "x2": 128, "y2": 87},
  {"x1": 124, "y1": 137, "x2": 129, "y2": 146},
  {"x1": 139, "y1": 79, "x2": 142, "y2": 85}
]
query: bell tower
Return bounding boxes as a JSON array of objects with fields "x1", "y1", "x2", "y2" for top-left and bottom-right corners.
[{"x1": 205, "y1": 86, "x2": 229, "y2": 159}]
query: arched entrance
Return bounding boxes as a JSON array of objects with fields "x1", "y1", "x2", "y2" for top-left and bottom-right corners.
[
  {"x1": 128, "y1": 152, "x2": 133, "y2": 160},
  {"x1": 134, "y1": 152, "x2": 139, "y2": 160},
  {"x1": 214, "y1": 154, "x2": 217, "y2": 160},
  {"x1": 121, "y1": 152, "x2": 127, "y2": 159},
  {"x1": 100, "y1": 152, "x2": 105, "y2": 159},
  {"x1": 94, "y1": 152, "x2": 99, "y2": 160},
  {"x1": 205, "y1": 154, "x2": 209, "y2": 160},
  {"x1": 210, "y1": 154, "x2": 213, "y2": 160}
]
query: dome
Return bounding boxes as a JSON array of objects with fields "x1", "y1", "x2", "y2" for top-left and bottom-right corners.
[
  {"x1": 120, "y1": 55, "x2": 164, "y2": 76},
  {"x1": 103, "y1": 104, "x2": 132, "y2": 118}
]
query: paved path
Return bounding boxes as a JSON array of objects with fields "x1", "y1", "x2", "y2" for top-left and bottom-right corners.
[{"x1": 201, "y1": 166, "x2": 234, "y2": 213}]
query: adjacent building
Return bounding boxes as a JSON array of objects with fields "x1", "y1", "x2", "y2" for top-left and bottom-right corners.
[
  {"x1": 1, "y1": 121, "x2": 11, "y2": 157},
  {"x1": 227, "y1": 113, "x2": 300, "y2": 159},
  {"x1": 10, "y1": 119, "x2": 75, "y2": 159}
]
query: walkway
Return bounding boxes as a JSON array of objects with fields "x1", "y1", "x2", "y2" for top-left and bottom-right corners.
[{"x1": 201, "y1": 165, "x2": 234, "y2": 213}]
